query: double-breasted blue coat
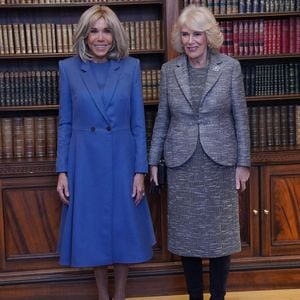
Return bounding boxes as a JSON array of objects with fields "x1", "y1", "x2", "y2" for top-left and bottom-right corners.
[{"x1": 56, "y1": 55, "x2": 155, "y2": 267}]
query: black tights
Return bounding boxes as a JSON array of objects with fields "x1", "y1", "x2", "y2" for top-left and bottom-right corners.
[{"x1": 181, "y1": 255, "x2": 231, "y2": 300}]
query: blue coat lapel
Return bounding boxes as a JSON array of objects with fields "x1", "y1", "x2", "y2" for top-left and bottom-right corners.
[
  {"x1": 80, "y1": 59, "x2": 121, "y2": 123},
  {"x1": 102, "y1": 59, "x2": 121, "y2": 108}
]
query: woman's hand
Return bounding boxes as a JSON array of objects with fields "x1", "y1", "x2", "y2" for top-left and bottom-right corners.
[
  {"x1": 132, "y1": 173, "x2": 145, "y2": 206},
  {"x1": 235, "y1": 166, "x2": 250, "y2": 192},
  {"x1": 150, "y1": 165, "x2": 159, "y2": 186},
  {"x1": 57, "y1": 172, "x2": 70, "y2": 205}
]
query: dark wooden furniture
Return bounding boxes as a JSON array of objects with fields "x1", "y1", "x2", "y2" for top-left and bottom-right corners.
[{"x1": 0, "y1": 1, "x2": 299, "y2": 299}]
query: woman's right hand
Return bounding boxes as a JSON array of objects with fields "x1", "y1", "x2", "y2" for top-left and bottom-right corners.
[
  {"x1": 57, "y1": 172, "x2": 70, "y2": 205},
  {"x1": 150, "y1": 165, "x2": 159, "y2": 186}
]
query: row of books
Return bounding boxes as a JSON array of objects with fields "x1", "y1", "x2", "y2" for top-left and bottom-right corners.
[
  {"x1": 0, "y1": 0, "x2": 144, "y2": 3},
  {"x1": 141, "y1": 70, "x2": 160, "y2": 102},
  {"x1": 249, "y1": 104, "x2": 300, "y2": 148},
  {"x1": 184, "y1": 0, "x2": 300, "y2": 13},
  {"x1": 0, "y1": 116, "x2": 57, "y2": 159},
  {"x1": 242, "y1": 63, "x2": 300, "y2": 96},
  {"x1": 219, "y1": 17, "x2": 300, "y2": 57},
  {"x1": 0, "y1": 70, "x2": 58, "y2": 107},
  {"x1": 0, "y1": 20, "x2": 162, "y2": 55},
  {"x1": 0, "y1": 69, "x2": 161, "y2": 107}
]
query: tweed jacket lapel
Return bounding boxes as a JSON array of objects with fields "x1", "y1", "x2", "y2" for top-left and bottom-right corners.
[
  {"x1": 200, "y1": 53, "x2": 223, "y2": 107},
  {"x1": 174, "y1": 55, "x2": 193, "y2": 109}
]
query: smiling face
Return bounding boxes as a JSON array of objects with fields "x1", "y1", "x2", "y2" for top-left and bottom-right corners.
[
  {"x1": 87, "y1": 17, "x2": 113, "y2": 62},
  {"x1": 180, "y1": 25, "x2": 208, "y2": 67}
]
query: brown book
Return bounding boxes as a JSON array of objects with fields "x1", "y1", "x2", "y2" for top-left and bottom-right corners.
[
  {"x1": 287, "y1": 104, "x2": 296, "y2": 146},
  {"x1": 249, "y1": 106, "x2": 259, "y2": 148},
  {"x1": 141, "y1": 70, "x2": 147, "y2": 101},
  {"x1": 31, "y1": 23, "x2": 38, "y2": 54},
  {"x1": 134, "y1": 22, "x2": 141, "y2": 50},
  {"x1": 34, "y1": 116, "x2": 46, "y2": 157},
  {"x1": 280, "y1": 105, "x2": 288, "y2": 146},
  {"x1": 0, "y1": 72, "x2": 4, "y2": 106},
  {"x1": 273, "y1": 105, "x2": 281, "y2": 146},
  {"x1": 1, "y1": 118, "x2": 13, "y2": 159},
  {"x1": 151, "y1": 69, "x2": 158, "y2": 100},
  {"x1": 150, "y1": 20, "x2": 156, "y2": 50},
  {"x1": 144, "y1": 21, "x2": 151, "y2": 50},
  {"x1": 7, "y1": 24, "x2": 14, "y2": 54},
  {"x1": 24, "y1": 117, "x2": 35, "y2": 158},
  {"x1": 12, "y1": 23, "x2": 21, "y2": 54},
  {"x1": 18, "y1": 23, "x2": 27, "y2": 54},
  {"x1": 67, "y1": 23, "x2": 73, "y2": 53},
  {"x1": 155, "y1": 20, "x2": 161, "y2": 50},
  {"x1": 295, "y1": 105, "x2": 300, "y2": 145},
  {"x1": 56, "y1": 24, "x2": 63, "y2": 53},
  {"x1": 61, "y1": 24, "x2": 69, "y2": 53},
  {"x1": 36, "y1": 23, "x2": 43, "y2": 53},
  {"x1": 129, "y1": 21, "x2": 136, "y2": 51},
  {"x1": 146, "y1": 70, "x2": 153, "y2": 101},
  {"x1": 46, "y1": 23, "x2": 53, "y2": 53},
  {"x1": 51, "y1": 23, "x2": 57, "y2": 53},
  {"x1": 265, "y1": 106, "x2": 274, "y2": 147},
  {"x1": 139, "y1": 21, "x2": 145, "y2": 50},
  {"x1": 45, "y1": 116, "x2": 57, "y2": 157},
  {"x1": 24, "y1": 23, "x2": 33, "y2": 54},
  {"x1": 2, "y1": 24, "x2": 10, "y2": 54},
  {"x1": 13, "y1": 117, "x2": 25, "y2": 158},
  {"x1": 41, "y1": 23, "x2": 48, "y2": 53},
  {"x1": 258, "y1": 106, "x2": 267, "y2": 148},
  {"x1": 0, "y1": 25, "x2": 4, "y2": 55}
]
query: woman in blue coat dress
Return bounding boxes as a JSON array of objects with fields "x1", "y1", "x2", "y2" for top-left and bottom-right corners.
[{"x1": 56, "y1": 5, "x2": 155, "y2": 300}]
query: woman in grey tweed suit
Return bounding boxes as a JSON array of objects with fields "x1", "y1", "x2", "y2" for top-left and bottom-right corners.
[{"x1": 149, "y1": 5, "x2": 250, "y2": 300}]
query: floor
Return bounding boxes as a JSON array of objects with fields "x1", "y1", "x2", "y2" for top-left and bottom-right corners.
[{"x1": 129, "y1": 289, "x2": 300, "y2": 300}]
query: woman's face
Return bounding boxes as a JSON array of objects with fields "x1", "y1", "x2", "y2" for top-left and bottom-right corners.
[
  {"x1": 87, "y1": 17, "x2": 113, "y2": 62},
  {"x1": 180, "y1": 25, "x2": 208, "y2": 62}
]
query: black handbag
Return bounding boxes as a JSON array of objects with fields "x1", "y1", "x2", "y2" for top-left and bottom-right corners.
[
  {"x1": 149, "y1": 159, "x2": 166, "y2": 195},
  {"x1": 158, "y1": 159, "x2": 166, "y2": 185}
]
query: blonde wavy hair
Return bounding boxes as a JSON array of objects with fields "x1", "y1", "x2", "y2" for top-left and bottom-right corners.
[
  {"x1": 172, "y1": 5, "x2": 223, "y2": 54},
  {"x1": 73, "y1": 5, "x2": 129, "y2": 61}
]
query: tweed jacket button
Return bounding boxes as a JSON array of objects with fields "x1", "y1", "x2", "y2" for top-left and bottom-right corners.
[
  {"x1": 106, "y1": 126, "x2": 112, "y2": 131},
  {"x1": 90, "y1": 126, "x2": 96, "y2": 132}
]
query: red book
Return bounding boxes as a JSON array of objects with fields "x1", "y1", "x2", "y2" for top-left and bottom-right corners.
[
  {"x1": 243, "y1": 20, "x2": 249, "y2": 56},
  {"x1": 296, "y1": 17, "x2": 300, "y2": 53},
  {"x1": 233, "y1": 20, "x2": 239, "y2": 56},
  {"x1": 263, "y1": 20, "x2": 268, "y2": 55},
  {"x1": 248, "y1": 20, "x2": 254, "y2": 56},
  {"x1": 271, "y1": 20, "x2": 276, "y2": 55},
  {"x1": 227, "y1": 21, "x2": 234, "y2": 56},
  {"x1": 276, "y1": 19, "x2": 281, "y2": 54},
  {"x1": 254, "y1": 19, "x2": 260, "y2": 55},
  {"x1": 281, "y1": 18, "x2": 289, "y2": 54},
  {"x1": 219, "y1": 21, "x2": 227, "y2": 54},
  {"x1": 289, "y1": 17, "x2": 296, "y2": 53},
  {"x1": 259, "y1": 19, "x2": 264, "y2": 55},
  {"x1": 238, "y1": 21, "x2": 244, "y2": 56}
]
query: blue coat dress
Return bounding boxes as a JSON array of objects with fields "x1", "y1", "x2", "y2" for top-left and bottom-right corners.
[{"x1": 56, "y1": 56, "x2": 155, "y2": 267}]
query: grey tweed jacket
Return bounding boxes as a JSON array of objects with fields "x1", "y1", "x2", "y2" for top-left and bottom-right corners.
[{"x1": 149, "y1": 52, "x2": 251, "y2": 168}]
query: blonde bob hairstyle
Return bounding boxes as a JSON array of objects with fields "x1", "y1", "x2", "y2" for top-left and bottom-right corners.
[
  {"x1": 73, "y1": 5, "x2": 129, "y2": 61},
  {"x1": 172, "y1": 5, "x2": 223, "y2": 54}
]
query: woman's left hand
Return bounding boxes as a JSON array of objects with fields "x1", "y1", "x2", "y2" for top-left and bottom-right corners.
[
  {"x1": 235, "y1": 166, "x2": 250, "y2": 192},
  {"x1": 132, "y1": 173, "x2": 145, "y2": 206}
]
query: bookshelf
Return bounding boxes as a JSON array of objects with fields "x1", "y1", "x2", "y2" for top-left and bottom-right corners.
[
  {"x1": 0, "y1": 0, "x2": 299, "y2": 299},
  {"x1": 179, "y1": 0, "x2": 300, "y2": 293}
]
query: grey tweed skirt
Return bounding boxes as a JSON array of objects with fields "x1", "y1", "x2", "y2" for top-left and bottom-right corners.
[{"x1": 167, "y1": 141, "x2": 241, "y2": 258}]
